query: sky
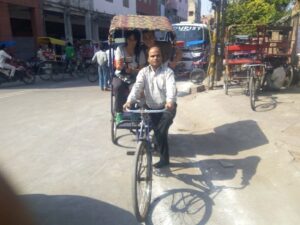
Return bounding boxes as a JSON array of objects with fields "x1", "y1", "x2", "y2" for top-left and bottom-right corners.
[{"x1": 201, "y1": 0, "x2": 212, "y2": 15}]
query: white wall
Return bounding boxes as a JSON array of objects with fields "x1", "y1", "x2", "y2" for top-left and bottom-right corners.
[{"x1": 93, "y1": 0, "x2": 136, "y2": 15}]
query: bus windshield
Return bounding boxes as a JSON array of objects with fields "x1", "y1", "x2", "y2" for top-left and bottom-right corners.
[{"x1": 173, "y1": 24, "x2": 208, "y2": 49}]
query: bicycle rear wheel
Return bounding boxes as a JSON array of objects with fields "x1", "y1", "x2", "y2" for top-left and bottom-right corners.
[
  {"x1": 224, "y1": 73, "x2": 229, "y2": 95},
  {"x1": 249, "y1": 76, "x2": 259, "y2": 111},
  {"x1": 132, "y1": 140, "x2": 152, "y2": 222},
  {"x1": 283, "y1": 65, "x2": 294, "y2": 88},
  {"x1": 111, "y1": 115, "x2": 117, "y2": 144}
]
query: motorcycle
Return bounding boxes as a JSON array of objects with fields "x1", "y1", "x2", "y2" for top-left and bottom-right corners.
[{"x1": 0, "y1": 59, "x2": 35, "y2": 85}]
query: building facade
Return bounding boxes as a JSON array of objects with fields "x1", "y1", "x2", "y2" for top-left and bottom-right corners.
[
  {"x1": 0, "y1": 0, "x2": 43, "y2": 58},
  {"x1": 188, "y1": 0, "x2": 201, "y2": 23},
  {"x1": 165, "y1": 0, "x2": 188, "y2": 23},
  {"x1": 136, "y1": 0, "x2": 158, "y2": 16}
]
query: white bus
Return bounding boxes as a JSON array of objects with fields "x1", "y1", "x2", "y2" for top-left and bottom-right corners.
[{"x1": 172, "y1": 22, "x2": 210, "y2": 80}]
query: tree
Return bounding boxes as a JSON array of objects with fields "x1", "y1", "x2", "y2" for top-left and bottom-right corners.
[{"x1": 226, "y1": 0, "x2": 293, "y2": 27}]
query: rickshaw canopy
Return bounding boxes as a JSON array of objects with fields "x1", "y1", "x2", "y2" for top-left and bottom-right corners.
[
  {"x1": 109, "y1": 15, "x2": 174, "y2": 34},
  {"x1": 37, "y1": 37, "x2": 66, "y2": 46}
]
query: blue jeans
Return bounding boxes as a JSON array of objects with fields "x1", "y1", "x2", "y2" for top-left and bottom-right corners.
[{"x1": 98, "y1": 65, "x2": 108, "y2": 89}]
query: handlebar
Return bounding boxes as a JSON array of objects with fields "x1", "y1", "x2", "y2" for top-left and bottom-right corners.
[
  {"x1": 242, "y1": 64, "x2": 265, "y2": 69},
  {"x1": 125, "y1": 108, "x2": 166, "y2": 114}
]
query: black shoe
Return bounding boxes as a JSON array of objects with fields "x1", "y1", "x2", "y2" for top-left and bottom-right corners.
[{"x1": 153, "y1": 160, "x2": 169, "y2": 168}]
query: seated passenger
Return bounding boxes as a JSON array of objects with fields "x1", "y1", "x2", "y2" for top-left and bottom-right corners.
[
  {"x1": 112, "y1": 30, "x2": 146, "y2": 124},
  {"x1": 142, "y1": 30, "x2": 182, "y2": 69}
]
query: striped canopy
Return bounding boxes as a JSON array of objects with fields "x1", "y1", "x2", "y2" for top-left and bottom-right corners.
[{"x1": 109, "y1": 15, "x2": 174, "y2": 34}]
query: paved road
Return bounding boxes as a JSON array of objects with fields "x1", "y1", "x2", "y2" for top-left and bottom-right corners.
[{"x1": 0, "y1": 78, "x2": 300, "y2": 225}]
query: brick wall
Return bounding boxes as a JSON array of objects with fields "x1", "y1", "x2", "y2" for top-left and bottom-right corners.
[
  {"x1": 137, "y1": 0, "x2": 158, "y2": 16},
  {"x1": 0, "y1": 0, "x2": 43, "y2": 42}
]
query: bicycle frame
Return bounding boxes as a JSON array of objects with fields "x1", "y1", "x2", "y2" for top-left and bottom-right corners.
[
  {"x1": 242, "y1": 64, "x2": 265, "y2": 111},
  {"x1": 127, "y1": 108, "x2": 166, "y2": 143}
]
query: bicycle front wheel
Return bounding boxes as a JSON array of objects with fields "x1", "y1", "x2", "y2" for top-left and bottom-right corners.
[
  {"x1": 249, "y1": 76, "x2": 259, "y2": 111},
  {"x1": 132, "y1": 140, "x2": 152, "y2": 222}
]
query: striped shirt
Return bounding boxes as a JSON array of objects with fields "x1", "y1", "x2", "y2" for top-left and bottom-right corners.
[{"x1": 127, "y1": 65, "x2": 177, "y2": 109}]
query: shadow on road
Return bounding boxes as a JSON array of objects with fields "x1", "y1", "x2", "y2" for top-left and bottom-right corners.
[
  {"x1": 20, "y1": 194, "x2": 138, "y2": 225},
  {"x1": 149, "y1": 156, "x2": 260, "y2": 225},
  {"x1": 170, "y1": 120, "x2": 268, "y2": 158},
  {"x1": 147, "y1": 188, "x2": 213, "y2": 225}
]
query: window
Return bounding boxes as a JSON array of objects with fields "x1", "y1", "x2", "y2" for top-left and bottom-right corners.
[
  {"x1": 123, "y1": 0, "x2": 129, "y2": 7},
  {"x1": 189, "y1": 11, "x2": 194, "y2": 16},
  {"x1": 106, "y1": 0, "x2": 113, "y2": 2}
]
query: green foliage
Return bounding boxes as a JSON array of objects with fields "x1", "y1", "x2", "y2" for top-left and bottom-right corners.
[{"x1": 226, "y1": 0, "x2": 293, "y2": 31}]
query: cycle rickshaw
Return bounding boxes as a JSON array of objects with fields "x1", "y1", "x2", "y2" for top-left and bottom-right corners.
[
  {"x1": 36, "y1": 37, "x2": 67, "y2": 81},
  {"x1": 224, "y1": 25, "x2": 265, "y2": 110},
  {"x1": 108, "y1": 15, "x2": 176, "y2": 222},
  {"x1": 257, "y1": 25, "x2": 294, "y2": 89}
]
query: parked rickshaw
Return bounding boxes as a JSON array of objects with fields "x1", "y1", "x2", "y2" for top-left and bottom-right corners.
[
  {"x1": 257, "y1": 25, "x2": 294, "y2": 89},
  {"x1": 224, "y1": 25, "x2": 265, "y2": 110},
  {"x1": 108, "y1": 15, "x2": 176, "y2": 222},
  {"x1": 75, "y1": 39, "x2": 98, "y2": 81},
  {"x1": 35, "y1": 37, "x2": 66, "y2": 81}
]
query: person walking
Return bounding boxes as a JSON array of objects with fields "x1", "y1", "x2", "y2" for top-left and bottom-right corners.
[
  {"x1": 65, "y1": 42, "x2": 75, "y2": 73},
  {"x1": 0, "y1": 44, "x2": 16, "y2": 78},
  {"x1": 92, "y1": 44, "x2": 108, "y2": 90},
  {"x1": 123, "y1": 46, "x2": 177, "y2": 168}
]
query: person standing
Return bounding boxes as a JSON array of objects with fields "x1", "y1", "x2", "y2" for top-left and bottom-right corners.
[
  {"x1": 92, "y1": 44, "x2": 108, "y2": 90},
  {"x1": 65, "y1": 42, "x2": 75, "y2": 72},
  {"x1": 123, "y1": 46, "x2": 177, "y2": 168},
  {"x1": 0, "y1": 44, "x2": 15, "y2": 78},
  {"x1": 142, "y1": 30, "x2": 182, "y2": 69}
]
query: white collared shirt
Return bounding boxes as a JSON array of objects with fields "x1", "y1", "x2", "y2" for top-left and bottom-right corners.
[{"x1": 128, "y1": 64, "x2": 177, "y2": 109}]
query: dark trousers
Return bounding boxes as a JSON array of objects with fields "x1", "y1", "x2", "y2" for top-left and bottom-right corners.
[
  {"x1": 112, "y1": 77, "x2": 133, "y2": 113},
  {"x1": 150, "y1": 104, "x2": 177, "y2": 163}
]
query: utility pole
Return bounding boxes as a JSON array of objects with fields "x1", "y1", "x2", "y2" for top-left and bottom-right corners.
[{"x1": 208, "y1": 0, "x2": 227, "y2": 89}]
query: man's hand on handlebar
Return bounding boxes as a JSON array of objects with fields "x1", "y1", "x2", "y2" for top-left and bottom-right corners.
[
  {"x1": 165, "y1": 102, "x2": 174, "y2": 111},
  {"x1": 123, "y1": 101, "x2": 131, "y2": 111}
]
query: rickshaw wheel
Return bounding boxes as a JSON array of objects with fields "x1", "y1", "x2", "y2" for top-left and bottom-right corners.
[
  {"x1": 190, "y1": 68, "x2": 205, "y2": 84},
  {"x1": 111, "y1": 115, "x2": 117, "y2": 144},
  {"x1": 224, "y1": 74, "x2": 229, "y2": 95},
  {"x1": 51, "y1": 69, "x2": 64, "y2": 82},
  {"x1": 283, "y1": 65, "x2": 294, "y2": 88},
  {"x1": 22, "y1": 70, "x2": 36, "y2": 84},
  {"x1": 249, "y1": 76, "x2": 259, "y2": 111},
  {"x1": 38, "y1": 64, "x2": 51, "y2": 81}
]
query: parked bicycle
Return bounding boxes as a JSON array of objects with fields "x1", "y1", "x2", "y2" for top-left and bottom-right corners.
[{"x1": 242, "y1": 63, "x2": 265, "y2": 111}]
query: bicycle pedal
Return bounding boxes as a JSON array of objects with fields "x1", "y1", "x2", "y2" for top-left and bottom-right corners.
[{"x1": 126, "y1": 151, "x2": 135, "y2": 155}]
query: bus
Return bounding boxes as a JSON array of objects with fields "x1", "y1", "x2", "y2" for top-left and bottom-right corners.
[{"x1": 172, "y1": 22, "x2": 210, "y2": 80}]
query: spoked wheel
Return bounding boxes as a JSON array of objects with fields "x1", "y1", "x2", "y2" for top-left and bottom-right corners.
[
  {"x1": 190, "y1": 68, "x2": 205, "y2": 84},
  {"x1": 249, "y1": 76, "x2": 260, "y2": 111},
  {"x1": 74, "y1": 66, "x2": 85, "y2": 78},
  {"x1": 132, "y1": 141, "x2": 152, "y2": 222},
  {"x1": 283, "y1": 65, "x2": 294, "y2": 88},
  {"x1": 224, "y1": 73, "x2": 229, "y2": 95},
  {"x1": 51, "y1": 69, "x2": 64, "y2": 82},
  {"x1": 38, "y1": 65, "x2": 51, "y2": 81},
  {"x1": 22, "y1": 70, "x2": 36, "y2": 84},
  {"x1": 87, "y1": 65, "x2": 98, "y2": 82},
  {"x1": 111, "y1": 115, "x2": 117, "y2": 144}
]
